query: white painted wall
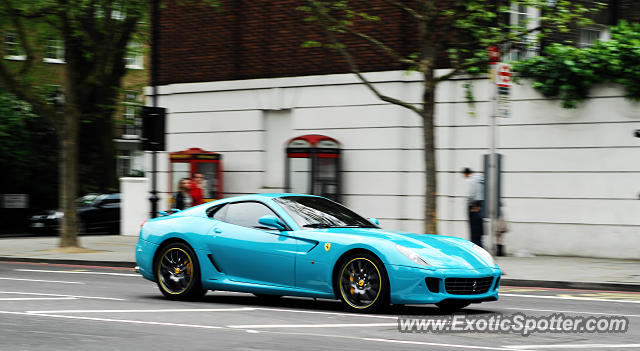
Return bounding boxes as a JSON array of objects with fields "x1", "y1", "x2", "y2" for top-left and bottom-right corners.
[
  {"x1": 132, "y1": 71, "x2": 640, "y2": 258},
  {"x1": 120, "y1": 177, "x2": 150, "y2": 236}
]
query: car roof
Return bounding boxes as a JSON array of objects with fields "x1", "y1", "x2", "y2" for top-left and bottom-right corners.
[{"x1": 222, "y1": 193, "x2": 320, "y2": 202}]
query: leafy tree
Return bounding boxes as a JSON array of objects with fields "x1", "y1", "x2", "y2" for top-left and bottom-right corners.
[
  {"x1": 0, "y1": 89, "x2": 58, "y2": 214},
  {"x1": 0, "y1": 0, "x2": 149, "y2": 247},
  {"x1": 514, "y1": 20, "x2": 640, "y2": 108},
  {"x1": 301, "y1": 0, "x2": 603, "y2": 233}
]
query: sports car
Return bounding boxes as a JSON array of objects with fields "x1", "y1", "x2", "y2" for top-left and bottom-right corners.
[{"x1": 135, "y1": 194, "x2": 501, "y2": 312}]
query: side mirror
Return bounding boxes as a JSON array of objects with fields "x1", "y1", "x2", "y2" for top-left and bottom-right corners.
[
  {"x1": 368, "y1": 217, "x2": 380, "y2": 226},
  {"x1": 258, "y1": 215, "x2": 287, "y2": 231}
]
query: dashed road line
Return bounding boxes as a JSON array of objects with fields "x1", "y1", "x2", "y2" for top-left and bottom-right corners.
[
  {"x1": 0, "y1": 297, "x2": 78, "y2": 301},
  {"x1": 0, "y1": 291, "x2": 125, "y2": 301},
  {"x1": 0, "y1": 277, "x2": 84, "y2": 284},
  {"x1": 227, "y1": 322, "x2": 397, "y2": 329},
  {"x1": 504, "y1": 344, "x2": 640, "y2": 349},
  {"x1": 26, "y1": 307, "x2": 256, "y2": 314},
  {"x1": 503, "y1": 307, "x2": 640, "y2": 318},
  {"x1": 15, "y1": 269, "x2": 138, "y2": 277},
  {"x1": 501, "y1": 293, "x2": 640, "y2": 304}
]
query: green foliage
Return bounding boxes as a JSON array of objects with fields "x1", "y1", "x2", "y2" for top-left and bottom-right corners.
[
  {"x1": 513, "y1": 21, "x2": 640, "y2": 108},
  {"x1": 0, "y1": 89, "x2": 58, "y2": 208}
]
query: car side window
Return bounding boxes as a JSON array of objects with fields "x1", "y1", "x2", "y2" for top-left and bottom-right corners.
[
  {"x1": 222, "y1": 202, "x2": 278, "y2": 230},
  {"x1": 211, "y1": 204, "x2": 227, "y2": 221}
]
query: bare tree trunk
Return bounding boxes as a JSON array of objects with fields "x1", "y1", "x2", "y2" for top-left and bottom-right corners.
[
  {"x1": 422, "y1": 69, "x2": 437, "y2": 234},
  {"x1": 58, "y1": 108, "x2": 78, "y2": 248}
]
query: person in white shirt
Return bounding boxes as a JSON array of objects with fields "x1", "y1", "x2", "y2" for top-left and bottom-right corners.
[{"x1": 462, "y1": 168, "x2": 485, "y2": 247}]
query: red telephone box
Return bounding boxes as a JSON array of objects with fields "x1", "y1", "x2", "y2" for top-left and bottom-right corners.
[
  {"x1": 169, "y1": 148, "x2": 223, "y2": 203},
  {"x1": 286, "y1": 135, "x2": 341, "y2": 201}
]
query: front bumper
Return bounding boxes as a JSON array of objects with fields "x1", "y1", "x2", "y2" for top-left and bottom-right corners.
[{"x1": 386, "y1": 264, "x2": 501, "y2": 305}]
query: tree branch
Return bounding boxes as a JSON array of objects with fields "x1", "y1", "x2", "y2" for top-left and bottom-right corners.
[
  {"x1": 381, "y1": 0, "x2": 423, "y2": 21},
  {"x1": 310, "y1": 2, "x2": 421, "y2": 115},
  {"x1": 311, "y1": 1, "x2": 417, "y2": 66}
]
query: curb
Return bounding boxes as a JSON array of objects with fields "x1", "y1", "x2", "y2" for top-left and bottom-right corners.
[
  {"x1": 0, "y1": 256, "x2": 136, "y2": 269},
  {"x1": 501, "y1": 278, "x2": 640, "y2": 293}
]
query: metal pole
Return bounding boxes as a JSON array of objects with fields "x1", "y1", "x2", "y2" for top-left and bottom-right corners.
[
  {"x1": 488, "y1": 64, "x2": 497, "y2": 254},
  {"x1": 149, "y1": 0, "x2": 159, "y2": 218}
]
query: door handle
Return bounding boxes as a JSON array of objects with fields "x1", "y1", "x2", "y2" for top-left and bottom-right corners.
[{"x1": 213, "y1": 227, "x2": 222, "y2": 234}]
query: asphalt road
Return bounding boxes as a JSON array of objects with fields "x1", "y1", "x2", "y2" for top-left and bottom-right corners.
[{"x1": 0, "y1": 261, "x2": 638, "y2": 351}]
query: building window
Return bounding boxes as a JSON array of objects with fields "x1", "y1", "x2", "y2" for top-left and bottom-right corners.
[
  {"x1": 504, "y1": 3, "x2": 540, "y2": 61},
  {"x1": 4, "y1": 33, "x2": 25, "y2": 60},
  {"x1": 122, "y1": 91, "x2": 141, "y2": 138},
  {"x1": 125, "y1": 42, "x2": 143, "y2": 69},
  {"x1": 578, "y1": 26, "x2": 609, "y2": 48},
  {"x1": 44, "y1": 38, "x2": 64, "y2": 63},
  {"x1": 117, "y1": 150, "x2": 133, "y2": 178}
]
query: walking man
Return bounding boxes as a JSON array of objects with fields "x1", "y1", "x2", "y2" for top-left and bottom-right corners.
[{"x1": 461, "y1": 168, "x2": 485, "y2": 247}]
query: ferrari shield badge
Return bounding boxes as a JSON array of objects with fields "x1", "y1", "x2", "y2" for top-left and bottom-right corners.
[{"x1": 324, "y1": 243, "x2": 331, "y2": 252}]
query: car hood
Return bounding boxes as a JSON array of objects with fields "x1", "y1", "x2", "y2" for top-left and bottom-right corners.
[{"x1": 307, "y1": 227, "x2": 495, "y2": 269}]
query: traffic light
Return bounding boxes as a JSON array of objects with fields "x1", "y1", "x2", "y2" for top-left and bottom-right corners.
[{"x1": 142, "y1": 106, "x2": 166, "y2": 151}]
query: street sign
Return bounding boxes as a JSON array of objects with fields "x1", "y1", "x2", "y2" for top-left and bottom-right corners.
[
  {"x1": 496, "y1": 63, "x2": 511, "y2": 118},
  {"x1": 496, "y1": 63, "x2": 512, "y2": 87}
]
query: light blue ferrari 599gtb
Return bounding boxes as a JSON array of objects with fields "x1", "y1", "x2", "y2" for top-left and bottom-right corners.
[{"x1": 135, "y1": 194, "x2": 501, "y2": 312}]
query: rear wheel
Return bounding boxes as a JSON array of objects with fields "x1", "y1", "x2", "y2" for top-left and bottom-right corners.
[
  {"x1": 155, "y1": 243, "x2": 206, "y2": 300},
  {"x1": 336, "y1": 253, "x2": 389, "y2": 313}
]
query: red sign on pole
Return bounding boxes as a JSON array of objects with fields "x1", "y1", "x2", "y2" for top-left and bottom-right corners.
[
  {"x1": 488, "y1": 46, "x2": 500, "y2": 64},
  {"x1": 496, "y1": 63, "x2": 512, "y2": 87}
]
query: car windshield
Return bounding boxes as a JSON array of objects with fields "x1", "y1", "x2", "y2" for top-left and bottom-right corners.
[{"x1": 274, "y1": 196, "x2": 377, "y2": 229}]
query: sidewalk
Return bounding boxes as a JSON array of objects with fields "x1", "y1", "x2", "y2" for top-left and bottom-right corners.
[{"x1": 0, "y1": 235, "x2": 638, "y2": 291}]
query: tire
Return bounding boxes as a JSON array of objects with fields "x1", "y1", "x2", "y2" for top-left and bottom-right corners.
[
  {"x1": 335, "y1": 253, "x2": 389, "y2": 313},
  {"x1": 436, "y1": 300, "x2": 471, "y2": 313},
  {"x1": 155, "y1": 242, "x2": 207, "y2": 300}
]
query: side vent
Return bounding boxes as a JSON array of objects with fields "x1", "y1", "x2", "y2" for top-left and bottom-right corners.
[{"x1": 207, "y1": 254, "x2": 222, "y2": 272}]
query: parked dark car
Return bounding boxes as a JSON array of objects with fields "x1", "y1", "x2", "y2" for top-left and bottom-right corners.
[{"x1": 28, "y1": 193, "x2": 120, "y2": 235}]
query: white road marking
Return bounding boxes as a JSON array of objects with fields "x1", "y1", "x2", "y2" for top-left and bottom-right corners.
[
  {"x1": 0, "y1": 277, "x2": 84, "y2": 285},
  {"x1": 228, "y1": 322, "x2": 397, "y2": 329},
  {"x1": 0, "y1": 297, "x2": 78, "y2": 301},
  {"x1": 504, "y1": 344, "x2": 640, "y2": 349},
  {"x1": 0, "y1": 311, "x2": 223, "y2": 330},
  {"x1": 0, "y1": 291, "x2": 125, "y2": 301},
  {"x1": 256, "y1": 307, "x2": 398, "y2": 320},
  {"x1": 27, "y1": 307, "x2": 256, "y2": 314},
  {"x1": 501, "y1": 293, "x2": 640, "y2": 304},
  {"x1": 503, "y1": 307, "x2": 640, "y2": 318},
  {"x1": 15, "y1": 269, "x2": 138, "y2": 277},
  {"x1": 0, "y1": 310, "x2": 518, "y2": 351},
  {"x1": 362, "y1": 338, "x2": 518, "y2": 350}
]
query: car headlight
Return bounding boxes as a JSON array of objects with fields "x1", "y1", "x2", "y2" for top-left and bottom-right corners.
[
  {"x1": 472, "y1": 244, "x2": 496, "y2": 266},
  {"x1": 396, "y1": 245, "x2": 430, "y2": 266}
]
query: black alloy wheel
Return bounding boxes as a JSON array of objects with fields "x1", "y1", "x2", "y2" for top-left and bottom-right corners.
[
  {"x1": 336, "y1": 253, "x2": 389, "y2": 312},
  {"x1": 155, "y1": 242, "x2": 206, "y2": 300}
]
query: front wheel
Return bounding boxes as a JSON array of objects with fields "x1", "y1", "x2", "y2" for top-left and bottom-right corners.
[
  {"x1": 155, "y1": 243, "x2": 206, "y2": 300},
  {"x1": 336, "y1": 253, "x2": 389, "y2": 313}
]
